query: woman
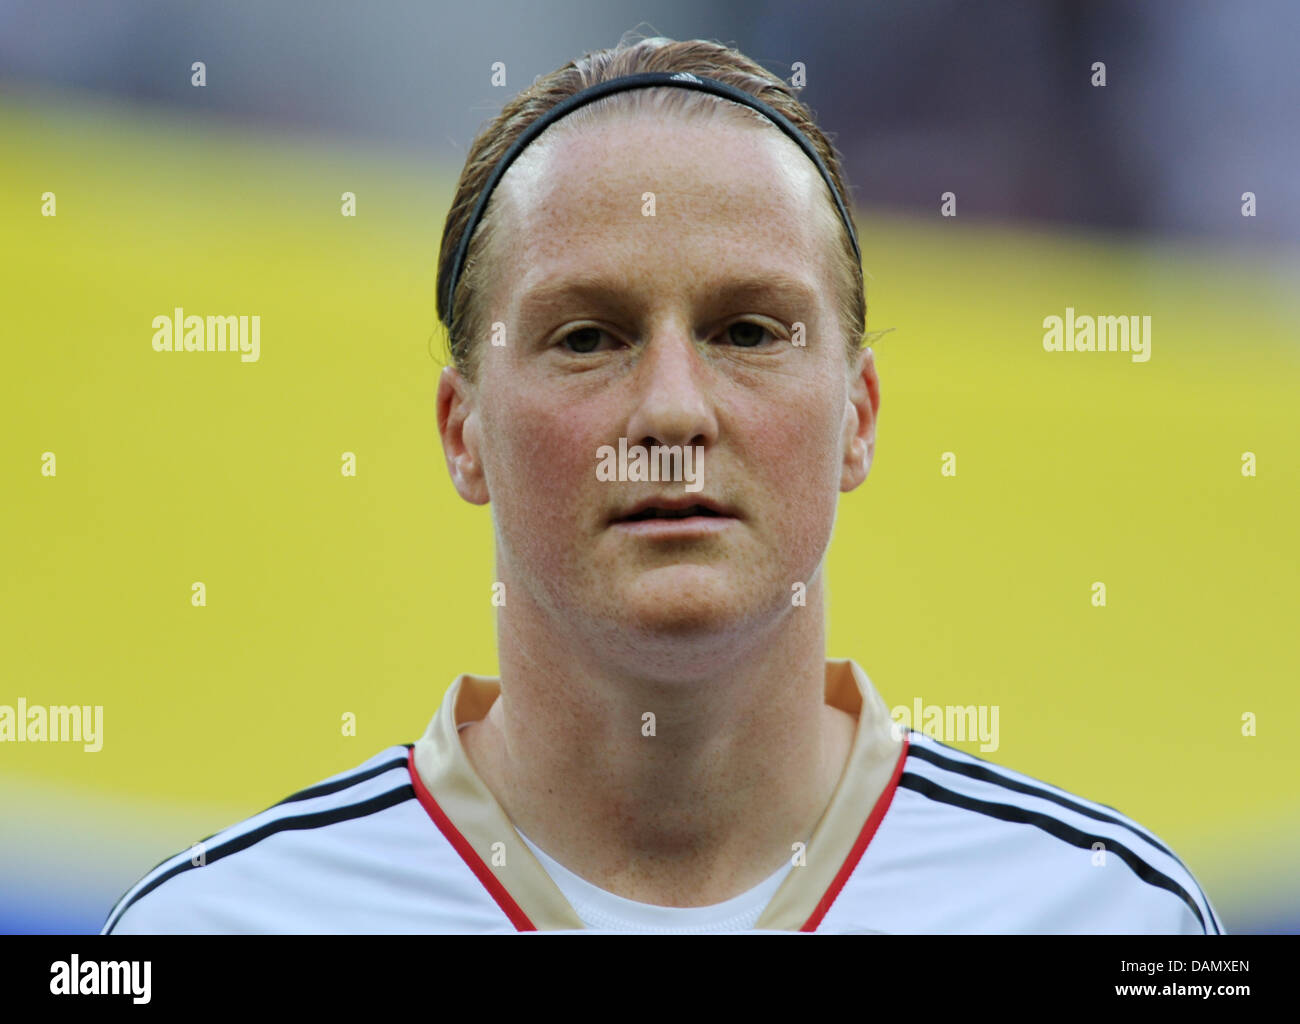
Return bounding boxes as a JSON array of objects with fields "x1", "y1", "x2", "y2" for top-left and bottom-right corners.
[{"x1": 103, "y1": 35, "x2": 1221, "y2": 935}]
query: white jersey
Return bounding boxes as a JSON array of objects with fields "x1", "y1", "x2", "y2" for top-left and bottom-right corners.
[{"x1": 102, "y1": 660, "x2": 1223, "y2": 934}]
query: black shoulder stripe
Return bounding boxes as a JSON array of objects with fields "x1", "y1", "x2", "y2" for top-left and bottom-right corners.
[
  {"x1": 907, "y1": 740, "x2": 1176, "y2": 858},
  {"x1": 906, "y1": 738, "x2": 1220, "y2": 934},
  {"x1": 103, "y1": 783, "x2": 415, "y2": 935},
  {"x1": 187, "y1": 747, "x2": 415, "y2": 845},
  {"x1": 897, "y1": 771, "x2": 1212, "y2": 934},
  {"x1": 272, "y1": 750, "x2": 413, "y2": 807}
]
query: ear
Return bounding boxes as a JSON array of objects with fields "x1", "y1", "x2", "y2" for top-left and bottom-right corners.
[
  {"x1": 840, "y1": 346, "x2": 880, "y2": 493},
  {"x1": 436, "y1": 365, "x2": 490, "y2": 505}
]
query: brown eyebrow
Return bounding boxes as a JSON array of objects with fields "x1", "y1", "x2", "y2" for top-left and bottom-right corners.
[{"x1": 515, "y1": 272, "x2": 819, "y2": 321}]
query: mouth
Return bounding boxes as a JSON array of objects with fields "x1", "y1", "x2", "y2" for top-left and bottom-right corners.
[
  {"x1": 609, "y1": 499, "x2": 738, "y2": 537},
  {"x1": 618, "y1": 503, "x2": 727, "y2": 523}
]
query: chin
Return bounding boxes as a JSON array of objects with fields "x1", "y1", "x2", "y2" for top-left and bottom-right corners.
[{"x1": 613, "y1": 570, "x2": 758, "y2": 635}]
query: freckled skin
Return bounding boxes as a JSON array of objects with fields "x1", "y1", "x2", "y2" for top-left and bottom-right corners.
[{"x1": 436, "y1": 111, "x2": 882, "y2": 906}]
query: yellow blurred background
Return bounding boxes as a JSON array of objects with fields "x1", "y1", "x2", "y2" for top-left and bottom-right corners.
[{"x1": 2, "y1": 87, "x2": 1297, "y2": 933}]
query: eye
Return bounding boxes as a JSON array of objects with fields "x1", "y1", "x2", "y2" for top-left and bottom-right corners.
[
  {"x1": 560, "y1": 326, "x2": 613, "y2": 354},
  {"x1": 724, "y1": 320, "x2": 779, "y2": 347}
]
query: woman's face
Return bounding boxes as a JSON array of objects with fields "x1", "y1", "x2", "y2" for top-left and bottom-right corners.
[{"x1": 440, "y1": 111, "x2": 877, "y2": 656}]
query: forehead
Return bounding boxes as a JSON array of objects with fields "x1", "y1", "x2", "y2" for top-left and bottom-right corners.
[{"x1": 488, "y1": 110, "x2": 834, "y2": 306}]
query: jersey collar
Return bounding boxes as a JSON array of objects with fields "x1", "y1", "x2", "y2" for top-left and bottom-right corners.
[{"x1": 410, "y1": 659, "x2": 906, "y2": 931}]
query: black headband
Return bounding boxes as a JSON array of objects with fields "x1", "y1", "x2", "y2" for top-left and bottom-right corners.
[{"x1": 438, "y1": 70, "x2": 860, "y2": 328}]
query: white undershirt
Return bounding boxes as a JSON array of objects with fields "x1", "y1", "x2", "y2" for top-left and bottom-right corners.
[{"x1": 515, "y1": 826, "x2": 795, "y2": 933}]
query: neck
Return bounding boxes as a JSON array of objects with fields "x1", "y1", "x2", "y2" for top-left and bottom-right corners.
[{"x1": 461, "y1": 575, "x2": 858, "y2": 907}]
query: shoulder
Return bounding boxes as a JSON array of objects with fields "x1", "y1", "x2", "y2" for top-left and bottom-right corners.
[
  {"x1": 101, "y1": 745, "x2": 444, "y2": 934},
  {"x1": 832, "y1": 730, "x2": 1224, "y2": 934}
]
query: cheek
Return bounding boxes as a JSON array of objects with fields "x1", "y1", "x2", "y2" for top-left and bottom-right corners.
[
  {"x1": 741, "y1": 390, "x2": 845, "y2": 549},
  {"x1": 746, "y1": 386, "x2": 843, "y2": 484},
  {"x1": 482, "y1": 389, "x2": 601, "y2": 561}
]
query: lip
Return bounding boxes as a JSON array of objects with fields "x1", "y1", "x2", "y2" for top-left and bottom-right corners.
[
  {"x1": 610, "y1": 496, "x2": 737, "y2": 523},
  {"x1": 608, "y1": 497, "x2": 740, "y2": 538},
  {"x1": 610, "y1": 515, "x2": 737, "y2": 538}
]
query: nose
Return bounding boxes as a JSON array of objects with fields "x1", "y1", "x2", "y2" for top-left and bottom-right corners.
[{"x1": 622, "y1": 325, "x2": 718, "y2": 451}]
